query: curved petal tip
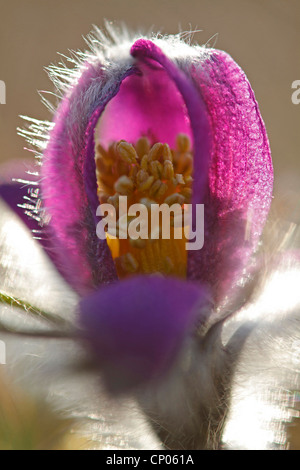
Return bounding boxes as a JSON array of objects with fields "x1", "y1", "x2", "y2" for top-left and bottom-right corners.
[{"x1": 79, "y1": 276, "x2": 210, "y2": 393}]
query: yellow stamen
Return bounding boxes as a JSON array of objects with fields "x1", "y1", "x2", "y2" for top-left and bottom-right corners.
[
  {"x1": 117, "y1": 141, "x2": 138, "y2": 164},
  {"x1": 175, "y1": 173, "x2": 185, "y2": 185},
  {"x1": 180, "y1": 187, "x2": 192, "y2": 203},
  {"x1": 149, "y1": 160, "x2": 163, "y2": 180},
  {"x1": 135, "y1": 137, "x2": 151, "y2": 158},
  {"x1": 114, "y1": 175, "x2": 134, "y2": 196},
  {"x1": 177, "y1": 133, "x2": 191, "y2": 153},
  {"x1": 95, "y1": 135, "x2": 193, "y2": 278},
  {"x1": 148, "y1": 142, "x2": 164, "y2": 161},
  {"x1": 164, "y1": 193, "x2": 185, "y2": 206},
  {"x1": 162, "y1": 143, "x2": 173, "y2": 162},
  {"x1": 138, "y1": 174, "x2": 155, "y2": 192},
  {"x1": 163, "y1": 160, "x2": 174, "y2": 180},
  {"x1": 140, "y1": 155, "x2": 149, "y2": 171}
]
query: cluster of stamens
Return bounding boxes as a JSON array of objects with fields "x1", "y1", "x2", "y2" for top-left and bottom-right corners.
[{"x1": 95, "y1": 134, "x2": 193, "y2": 278}]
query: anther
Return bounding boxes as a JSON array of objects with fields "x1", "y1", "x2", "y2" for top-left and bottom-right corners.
[
  {"x1": 129, "y1": 165, "x2": 138, "y2": 182},
  {"x1": 180, "y1": 187, "x2": 192, "y2": 202},
  {"x1": 163, "y1": 160, "x2": 174, "y2": 180},
  {"x1": 136, "y1": 137, "x2": 150, "y2": 158},
  {"x1": 176, "y1": 134, "x2": 191, "y2": 153},
  {"x1": 139, "y1": 197, "x2": 156, "y2": 210},
  {"x1": 175, "y1": 174, "x2": 185, "y2": 185},
  {"x1": 117, "y1": 141, "x2": 138, "y2": 164},
  {"x1": 107, "y1": 194, "x2": 120, "y2": 210},
  {"x1": 149, "y1": 160, "x2": 163, "y2": 180},
  {"x1": 137, "y1": 169, "x2": 149, "y2": 184},
  {"x1": 156, "y1": 181, "x2": 168, "y2": 200},
  {"x1": 140, "y1": 155, "x2": 149, "y2": 171},
  {"x1": 185, "y1": 175, "x2": 193, "y2": 186},
  {"x1": 164, "y1": 193, "x2": 185, "y2": 206},
  {"x1": 149, "y1": 179, "x2": 167, "y2": 199},
  {"x1": 148, "y1": 142, "x2": 163, "y2": 161},
  {"x1": 114, "y1": 175, "x2": 134, "y2": 196},
  {"x1": 162, "y1": 143, "x2": 173, "y2": 162},
  {"x1": 138, "y1": 175, "x2": 155, "y2": 192}
]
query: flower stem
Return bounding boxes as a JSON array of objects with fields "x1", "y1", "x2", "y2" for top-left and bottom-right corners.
[{"x1": 0, "y1": 291, "x2": 72, "y2": 329}]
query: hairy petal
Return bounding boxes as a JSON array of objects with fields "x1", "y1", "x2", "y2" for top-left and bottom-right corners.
[
  {"x1": 41, "y1": 63, "x2": 126, "y2": 294},
  {"x1": 79, "y1": 276, "x2": 209, "y2": 392},
  {"x1": 187, "y1": 49, "x2": 273, "y2": 300},
  {"x1": 40, "y1": 31, "x2": 272, "y2": 301},
  {"x1": 42, "y1": 37, "x2": 211, "y2": 294},
  {"x1": 130, "y1": 39, "x2": 211, "y2": 206}
]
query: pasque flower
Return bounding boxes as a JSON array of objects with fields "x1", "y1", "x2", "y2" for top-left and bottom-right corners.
[{"x1": 1, "y1": 28, "x2": 273, "y2": 394}]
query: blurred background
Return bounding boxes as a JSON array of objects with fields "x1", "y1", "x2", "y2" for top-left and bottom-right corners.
[{"x1": 0, "y1": 0, "x2": 299, "y2": 203}]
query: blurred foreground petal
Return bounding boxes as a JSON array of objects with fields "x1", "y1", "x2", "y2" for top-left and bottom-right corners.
[
  {"x1": 222, "y1": 254, "x2": 300, "y2": 449},
  {"x1": 0, "y1": 201, "x2": 161, "y2": 449},
  {"x1": 80, "y1": 277, "x2": 209, "y2": 392}
]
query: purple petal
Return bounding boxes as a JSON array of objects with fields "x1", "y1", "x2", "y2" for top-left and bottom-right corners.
[
  {"x1": 41, "y1": 37, "x2": 272, "y2": 301},
  {"x1": 0, "y1": 181, "x2": 72, "y2": 280},
  {"x1": 42, "y1": 63, "x2": 124, "y2": 294},
  {"x1": 130, "y1": 39, "x2": 211, "y2": 206},
  {"x1": 42, "y1": 41, "x2": 211, "y2": 293},
  {"x1": 0, "y1": 182, "x2": 38, "y2": 232},
  {"x1": 80, "y1": 276, "x2": 209, "y2": 392},
  {"x1": 187, "y1": 50, "x2": 273, "y2": 300},
  {"x1": 96, "y1": 64, "x2": 193, "y2": 151},
  {"x1": 0, "y1": 161, "x2": 42, "y2": 233}
]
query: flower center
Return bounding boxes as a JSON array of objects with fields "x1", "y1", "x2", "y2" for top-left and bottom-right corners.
[{"x1": 95, "y1": 135, "x2": 193, "y2": 278}]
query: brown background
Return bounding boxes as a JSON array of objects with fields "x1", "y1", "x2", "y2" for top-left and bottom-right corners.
[{"x1": 0, "y1": 0, "x2": 299, "y2": 198}]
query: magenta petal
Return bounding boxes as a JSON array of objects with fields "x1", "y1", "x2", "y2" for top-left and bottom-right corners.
[
  {"x1": 42, "y1": 64, "x2": 127, "y2": 294},
  {"x1": 41, "y1": 36, "x2": 272, "y2": 301},
  {"x1": 131, "y1": 39, "x2": 211, "y2": 206},
  {"x1": 42, "y1": 40, "x2": 211, "y2": 294},
  {"x1": 80, "y1": 276, "x2": 209, "y2": 392},
  {"x1": 187, "y1": 50, "x2": 273, "y2": 300},
  {"x1": 130, "y1": 40, "x2": 273, "y2": 299},
  {"x1": 95, "y1": 64, "x2": 193, "y2": 150}
]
